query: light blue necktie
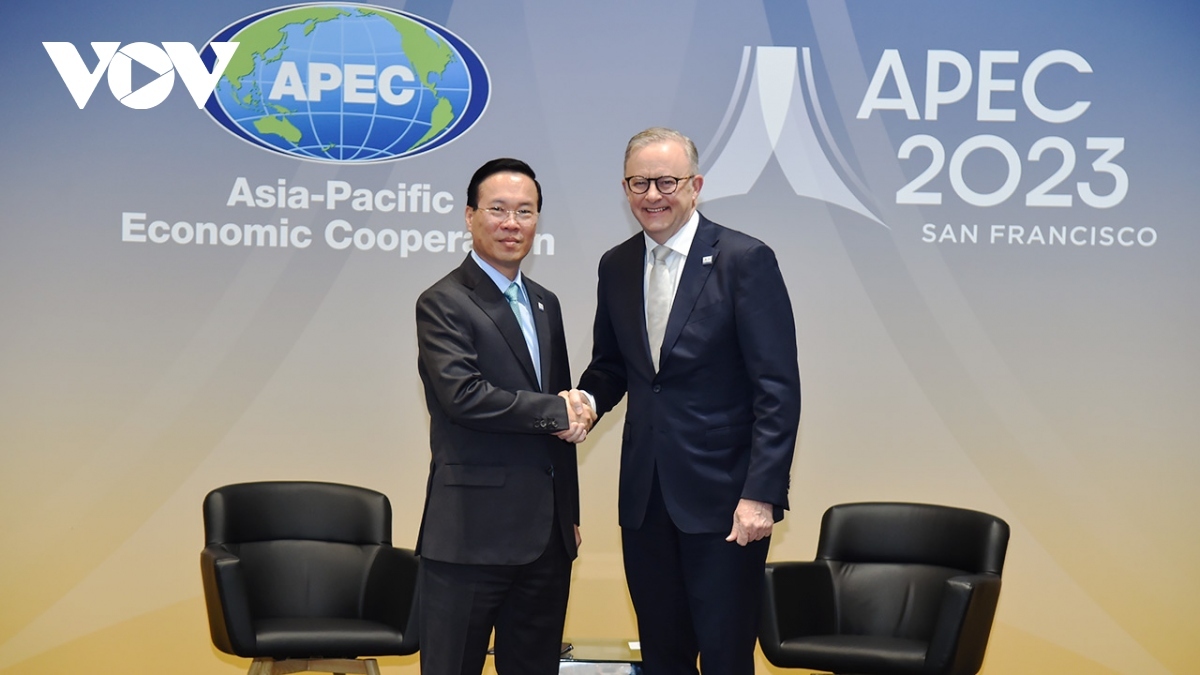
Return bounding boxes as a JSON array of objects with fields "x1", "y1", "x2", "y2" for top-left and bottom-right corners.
[{"x1": 504, "y1": 281, "x2": 541, "y2": 386}]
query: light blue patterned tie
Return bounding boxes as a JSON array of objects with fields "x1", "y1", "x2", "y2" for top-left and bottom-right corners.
[{"x1": 504, "y1": 281, "x2": 541, "y2": 385}]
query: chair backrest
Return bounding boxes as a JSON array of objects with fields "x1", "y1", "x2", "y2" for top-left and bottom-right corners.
[
  {"x1": 204, "y1": 480, "x2": 391, "y2": 546},
  {"x1": 816, "y1": 502, "x2": 1008, "y2": 574},
  {"x1": 815, "y1": 502, "x2": 1009, "y2": 640},
  {"x1": 203, "y1": 481, "x2": 393, "y2": 620}
]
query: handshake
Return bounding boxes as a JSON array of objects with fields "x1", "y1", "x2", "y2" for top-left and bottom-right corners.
[{"x1": 554, "y1": 389, "x2": 596, "y2": 443}]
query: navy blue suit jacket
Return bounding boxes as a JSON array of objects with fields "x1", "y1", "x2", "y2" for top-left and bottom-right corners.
[{"x1": 579, "y1": 214, "x2": 801, "y2": 533}]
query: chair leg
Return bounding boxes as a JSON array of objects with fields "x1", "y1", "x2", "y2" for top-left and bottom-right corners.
[{"x1": 244, "y1": 657, "x2": 378, "y2": 675}]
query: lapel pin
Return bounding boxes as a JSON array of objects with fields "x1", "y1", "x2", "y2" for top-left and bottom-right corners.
[
  {"x1": 702, "y1": 255, "x2": 713, "y2": 266},
  {"x1": 537, "y1": 301, "x2": 545, "y2": 311}
]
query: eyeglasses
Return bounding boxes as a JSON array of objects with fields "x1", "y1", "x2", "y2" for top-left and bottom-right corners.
[
  {"x1": 625, "y1": 175, "x2": 694, "y2": 195},
  {"x1": 479, "y1": 206, "x2": 538, "y2": 224}
]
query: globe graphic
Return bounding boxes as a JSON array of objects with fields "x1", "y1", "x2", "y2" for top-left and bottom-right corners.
[{"x1": 208, "y1": 5, "x2": 479, "y2": 162}]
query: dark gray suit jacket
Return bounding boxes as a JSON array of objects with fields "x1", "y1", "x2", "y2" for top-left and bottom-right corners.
[
  {"x1": 415, "y1": 254, "x2": 579, "y2": 565},
  {"x1": 580, "y1": 214, "x2": 801, "y2": 533}
]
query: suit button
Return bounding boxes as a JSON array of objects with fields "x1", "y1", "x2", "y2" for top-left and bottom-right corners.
[
  {"x1": 549, "y1": 420, "x2": 559, "y2": 430},
  {"x1": 652, "y1": 384, "x2": 662, "y2": 393},
  {"x1": 546, "y1": 465, "x2": 555, "y2": 476}
]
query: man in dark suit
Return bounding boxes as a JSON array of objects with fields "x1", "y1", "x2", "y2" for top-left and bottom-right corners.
[
  {"x1": 573, "y1": 128, "x2": 801, "y2": 674},
  {"x1": 415, "y1": 158, "x2": 593, "y2": 675}
]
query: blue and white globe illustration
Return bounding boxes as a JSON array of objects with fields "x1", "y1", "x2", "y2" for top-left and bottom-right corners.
[{"x1": 205, "y1": 4, "x2": 489, "y2": 163}]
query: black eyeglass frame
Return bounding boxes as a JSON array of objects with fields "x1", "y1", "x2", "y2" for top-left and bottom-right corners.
[{"x1": 624, "y1": 175, "x2": 695, "y2": 195}]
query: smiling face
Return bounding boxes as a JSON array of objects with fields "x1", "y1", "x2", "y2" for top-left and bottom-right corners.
[
  {"x1": 466, "y1": 171, "x2": 539, "y2": 279},
  {"x1": 623, "y1": 139, "x2": 704, "y2": 244}
]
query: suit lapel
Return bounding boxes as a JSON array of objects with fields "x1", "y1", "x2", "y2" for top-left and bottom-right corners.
[
  {"x1": 458, "y1": 256, "x2": 541, "y2": 390},
  {"x1": 609, "y1": 237, "x2": 654, "y2": 370},
  {"x1": 658, "y1": 218, "x2": 718, "y2": 371},
  {"x1": 527, "y1": 279, "x2": 551, "y2": 392}
]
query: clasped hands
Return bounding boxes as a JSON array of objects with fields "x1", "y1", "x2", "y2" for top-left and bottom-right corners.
[{"x1": 554, "y1": 389, "x2": 595, "y2": 443}]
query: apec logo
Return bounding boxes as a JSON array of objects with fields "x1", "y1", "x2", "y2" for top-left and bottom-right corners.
[
  {"x1": 43, "y1": 42, "x2": 238, "y2": 109},
  {"x1": 42, "y1": 3, "x2": 490, "y2": 164},
  {"x1": 203, "y1": 3, "x2": 490, "y2": 163}
]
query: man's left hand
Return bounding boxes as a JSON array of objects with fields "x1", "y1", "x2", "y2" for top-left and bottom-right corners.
[{"x1": 725, "y1": 498, "x2": 774, "y2": 546}]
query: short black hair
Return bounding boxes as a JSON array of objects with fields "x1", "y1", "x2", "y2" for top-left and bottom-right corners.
[{"x1": 466, "y1": 157, "x2": 543, "y2": 211}]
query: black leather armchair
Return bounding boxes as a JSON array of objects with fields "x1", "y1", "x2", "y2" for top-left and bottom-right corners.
[
  {"x1": 201, "y1": 481, "x2": 419, "y2": 675},
  {"x1": 759, "y1": 502, "x2": 1009, "y2": 675}
]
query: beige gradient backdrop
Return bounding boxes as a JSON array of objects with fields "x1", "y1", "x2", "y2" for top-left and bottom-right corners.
[{"x1": 2, "y1": 1, "x2": 1198, "y2": 674}]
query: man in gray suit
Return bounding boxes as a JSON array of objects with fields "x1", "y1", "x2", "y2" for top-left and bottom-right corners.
[{"x1": 414, "y1": 158, "x2": 592, "y2": 675}]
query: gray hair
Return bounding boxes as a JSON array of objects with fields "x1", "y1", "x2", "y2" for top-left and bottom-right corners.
[{"x1": 624, "y1": 127, "x2": 699, "y2": 174}]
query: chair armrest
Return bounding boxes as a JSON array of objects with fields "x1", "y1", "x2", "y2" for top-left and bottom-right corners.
[
  {"x1": 200, "y1": 544, "x2": 256, "y2": 656},
  {"x1": 760, "y1": 561, "x2": 836, "y2": 660},
  {"x1": 925, "y1": 573, "x2": 1002, "y2": 675},
  {"x1": 362, "y1": 545, "x2": 420, "y2": 655}
]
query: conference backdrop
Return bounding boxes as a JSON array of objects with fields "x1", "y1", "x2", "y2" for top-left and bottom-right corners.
[{"x1": 2, "y1": 1, "x2": 1196, "y2": 673}]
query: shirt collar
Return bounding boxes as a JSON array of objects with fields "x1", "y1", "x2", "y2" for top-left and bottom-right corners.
[
  {"x1": 644, "y1": 210, "x2": 700, "y2": 258},
  {"x1": 471, "y1": 250, "x2": 525, "y2": 298}
]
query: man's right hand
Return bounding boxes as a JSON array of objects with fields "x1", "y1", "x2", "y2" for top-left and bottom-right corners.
[{"x1": 555, "y1": 389, "x2": 596, "y2": 443}]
